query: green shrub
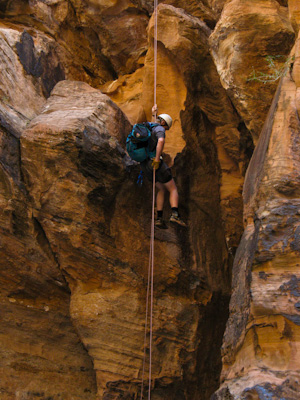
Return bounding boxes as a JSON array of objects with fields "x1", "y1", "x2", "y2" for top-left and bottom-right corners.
[{"x1": 247, "y1": 55, "x2": 294, "y2": 84}]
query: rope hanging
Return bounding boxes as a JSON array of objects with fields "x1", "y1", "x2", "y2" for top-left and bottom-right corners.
[
  {"x1": 148, "y1": 168, "x2": 155, "y2": 399},
  {"x1": 140, "y1": 2, "x2": 158, "y2": 398},
  {"x1": 153, "y1": 0, "x2": 158, "y2": 108},
  {"x1": 140, "y1": 169, "x2": 156, "y2": 400}
]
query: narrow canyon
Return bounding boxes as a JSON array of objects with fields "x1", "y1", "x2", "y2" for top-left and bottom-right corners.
[{"x1": 0, "y1": 0, "x2": 300, "y2": 399}]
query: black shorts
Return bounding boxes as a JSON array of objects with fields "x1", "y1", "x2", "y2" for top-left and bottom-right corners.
[{"x1": 140, "y1": 159, "x2": 173, "y2": 184}]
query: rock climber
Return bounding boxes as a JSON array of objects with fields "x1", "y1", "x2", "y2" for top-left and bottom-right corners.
[{"x1": 140, "y1": 104, "x2": 186, "y2": 228}]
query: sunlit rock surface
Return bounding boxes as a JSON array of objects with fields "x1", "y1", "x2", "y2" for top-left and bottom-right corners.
[
  {"x1": 289, "y1": 0, "x2": 300, "y2": 32},
  {"x1": 101, "y1": 3, "x2": 250, "y2": 252},
  {"x1": 212, "y1": 29, "x2": 300, "y2": 400},
  {"x1": 209, "y1": 0, "x2": 295, "y2": 144},
  {"x1": 19, "y1": 79, "x2": 230, "y2": 399},
  {"x1": 0, "y1": 0, "x2": 300, "y2": 399}
]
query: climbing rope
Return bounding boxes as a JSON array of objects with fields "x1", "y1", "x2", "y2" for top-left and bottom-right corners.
[
  {"x1": 148, "y1": 167, "x2": 155, "y2": 399},
  {"x1": 140, "y1": 168, "x2": 156, "y2": 400},
  {"x1": 153, "y1": 0, "x2": 158, "y2": 109},
  {"x1": 140, "y1": 2, "x2": 158, "y2": 398},
  {"x1": 147, "y1": 0, "x2": 159, "y2": 395}
]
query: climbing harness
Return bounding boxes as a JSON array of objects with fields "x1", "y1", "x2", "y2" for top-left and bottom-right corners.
[{"x1": 140, "y1": 2, "x2": 158, "y2": 397}]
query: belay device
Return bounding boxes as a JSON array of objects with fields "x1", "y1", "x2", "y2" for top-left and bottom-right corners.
[{"x1": 126, "y1": 122, "x2": 158, "y2": 162}]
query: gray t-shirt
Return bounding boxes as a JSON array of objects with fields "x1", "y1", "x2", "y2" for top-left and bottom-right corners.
[{"x1": 148, "y1": 124, "x2": 165, "y2": 152}]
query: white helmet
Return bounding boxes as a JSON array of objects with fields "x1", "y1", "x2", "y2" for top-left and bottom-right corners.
[{"x1": 158, "y1": 113, "x2": 173, "y2": 129}]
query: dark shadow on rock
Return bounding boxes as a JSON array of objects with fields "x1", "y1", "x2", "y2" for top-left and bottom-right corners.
[{"x1": 16, "y1": 30, "x2": 65, "y2": 98}]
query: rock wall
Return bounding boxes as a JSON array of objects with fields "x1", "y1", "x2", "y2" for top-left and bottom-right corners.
[
  {"x1": 0, "y1": 0, "x2": 300, "y2": 399},
  {"x1": 213, "y1": 25, "x2": 300, "y2": 399}
]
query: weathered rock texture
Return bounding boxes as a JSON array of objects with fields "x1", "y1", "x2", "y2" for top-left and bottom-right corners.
[
  {"x1": 0, "y1": 0, "x2": 300, "y2": 399},
  {"x1": 212, "y1": 23, "x2": 300, "y2": 400},
  {"x1": 209, "y1": 0, "x2": 295, "y2": 144}
]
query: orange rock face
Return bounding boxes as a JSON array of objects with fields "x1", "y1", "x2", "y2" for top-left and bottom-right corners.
[
  {"x1": 0, "y1": 0, "x2": 300, "y2": 399},
  {"x1": 209, "y1": 0, "x2": 295, "y2": 144},
  {"x1": 18, "y1": 80, "x2": 230, "y2": 399},
  {"x1": 213, "y1": 29, "x2": 300, "y2": 400}
]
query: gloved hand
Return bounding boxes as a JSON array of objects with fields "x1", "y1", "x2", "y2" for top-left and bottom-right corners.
[{"x1": 151, "y1": 159, "x2": 160, "y2": 170}]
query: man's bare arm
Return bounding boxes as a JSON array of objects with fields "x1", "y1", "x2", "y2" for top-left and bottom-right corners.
[{"x1": 155, "y1": 137, "x2": 165, "y2": 162}]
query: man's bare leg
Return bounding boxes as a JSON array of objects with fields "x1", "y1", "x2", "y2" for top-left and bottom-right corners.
[
  {"x1": 163, "y1": 179, "x2": 179, "y2": 208},
  {"x1": 154, "y1": 182, "x2": 167, "y2": 228},
  {"x1": 155, "y1": 181, "x2": 166, "y2": 211},
  {"x1": 164, "y1": 179, "x2": 186, "y2": 226}
]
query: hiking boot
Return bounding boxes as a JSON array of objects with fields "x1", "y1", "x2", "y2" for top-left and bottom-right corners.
[
  {"x1": 169, "y1": 213, "x2": 187, "y2": 227},
  {"x1": 155, "y1": 217, "x2": 168, "y2": 229}
]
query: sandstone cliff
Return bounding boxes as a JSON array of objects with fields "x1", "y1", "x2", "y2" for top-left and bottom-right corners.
[{"x1": 0, "y1": 1, "x2": 300, "y2": 399}]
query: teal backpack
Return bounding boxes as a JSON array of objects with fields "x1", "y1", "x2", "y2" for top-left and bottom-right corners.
[{"x1": 126, "y1": 122, "x2": 159, "y2": 162}]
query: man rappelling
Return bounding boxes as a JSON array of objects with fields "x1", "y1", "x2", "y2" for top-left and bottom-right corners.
[{"x1": 126, "y1": 104, "x2": 186, "y2": 228}]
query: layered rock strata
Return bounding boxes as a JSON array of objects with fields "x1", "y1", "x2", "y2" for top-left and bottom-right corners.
[
  {"x1": 212, "y1": 28, "x2": 300, "y2": 400},
  {"x1": 209, "y1": 0, "x2": 295, "y2": 144},
  {"x1": 19, "y1": 80, "x2": 230, "y2": 399},
  {"x1": 0, "y1": 0, "x2": 300, "y2": 399},
  {"x1": 0, "y1": 94, "x2": 97, "y2": 399}
]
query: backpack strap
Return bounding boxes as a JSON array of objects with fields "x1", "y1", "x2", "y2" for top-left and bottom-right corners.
[{"x1": 146, "y1": 122, "x2": 160, "y2": 130}]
